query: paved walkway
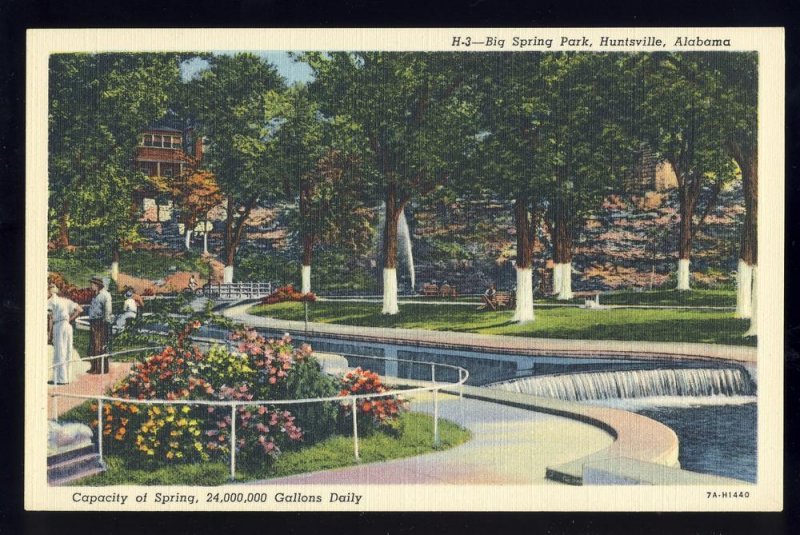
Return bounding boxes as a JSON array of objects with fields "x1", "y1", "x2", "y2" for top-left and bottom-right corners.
[
  {"x1": 224, "y1": 303, "x2": 756, "y2": 363},
  {"x1": 242, "y1": 392, "x2": 614, "y2": 485},
  {"x1": 48, "y1": 362, "x2": 133, "y2": 417}
]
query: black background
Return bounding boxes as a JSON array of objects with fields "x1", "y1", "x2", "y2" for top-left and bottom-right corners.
[{"x1": 0, "y1": 1, "x2": 797, "y2": 533}]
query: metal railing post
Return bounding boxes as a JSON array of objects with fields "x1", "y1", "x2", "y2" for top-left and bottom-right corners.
[
  {"x1": 230, "y1": 403, "x2": 237, "y2": 481},
  {"x1": 97, "y1": 398, "x2": 104, "y2": 463},
  {"x1": 433, "y1": 388, "x2": 440, "y2": 446},
  {"x1": 431, "y1": 363, "x2": 439, "y2": 446},
  {"x1": 351, "y1": 397, "x2": 360, "y2": 460}
]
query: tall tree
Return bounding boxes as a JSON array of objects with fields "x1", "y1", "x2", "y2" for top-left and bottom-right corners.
[
  {"x1": 712, "y1": 53, "x2": 758, "y2": 331},
  {"x1": 540, "y1": 53, "x2": 632, "y2": 299},
  {"x1": 305, "y1": 52, "x2": 478, "y2": 313},
  {"x1": 472, "y1": 53, "x2": 549, "y2": 322},
  {"x1": 273, "y1": 85, "x2": 325, "y2": 293},
  {"x1": 632, "y1": 52, "x2": 737, "y2": 291},
  {"x1": 190, "y1": 54, "x2": 287, "y2": 283},
  {"x1": 169, "y1": 169, "x2": 222, "y2": 252},
  {"x1": 49, "y1": 53, "x2": 186, "y2": 280}
]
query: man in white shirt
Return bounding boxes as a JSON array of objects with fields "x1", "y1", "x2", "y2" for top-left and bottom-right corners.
[
  {"x1": 87, "y1": 276, "x2": 113, "y2": 374},
  {"x1": 47, "y1": 284, "x2": 83, "y2": 385}
]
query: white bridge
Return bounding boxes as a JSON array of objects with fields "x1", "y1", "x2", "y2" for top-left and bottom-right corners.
[{"x1": 202, "y1": 281, "x2": 275, "y2": 301}]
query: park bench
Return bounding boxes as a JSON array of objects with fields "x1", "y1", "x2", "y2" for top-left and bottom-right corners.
[
  {"x1": 478, "y1": 291, "x2": 515, "y2": 311},
  {"x1": 439, "y1": 284, "x2": 458, "y2": 298},
  {"x1": 421, "y1": 283, "x2": 440, "y2": 296}
]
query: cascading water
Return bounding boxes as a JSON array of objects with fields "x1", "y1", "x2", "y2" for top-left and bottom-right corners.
[
  {"x1": 377, "y1": 203, "x2": 415, "y2": 293},
  {"x1": 488, "y1": 367, "x2": 755, "y2": 402},
  {"x1": 397, "y1": 210, "x2": 415, "y2": 292}
]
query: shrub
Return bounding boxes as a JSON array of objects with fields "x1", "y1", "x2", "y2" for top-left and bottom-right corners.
[
  {"x1": 338, "y1": 367, "x2": 407, "y2": 435},
  {"x1": 261, "y1": 284, "x2": 316, "y2": 305},
  {"x1": 94, "y1": 323, "x2": 369, "y2": 468}
]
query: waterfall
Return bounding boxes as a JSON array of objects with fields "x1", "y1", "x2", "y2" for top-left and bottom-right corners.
[
  {"x1": 397, "y1": 209, "x2": 415, "y2": 292},
  {"x1": 489, "y1": 368, "x2": 755, "y2": 402}
]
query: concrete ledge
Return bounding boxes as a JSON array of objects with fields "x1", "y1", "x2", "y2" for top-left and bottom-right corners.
[
  {"x1": 582, "y1": 457, "x2": 745, "y2": 485},
  {"x1": 227, "y1": 303, "x2": 756, "y2": 364}
]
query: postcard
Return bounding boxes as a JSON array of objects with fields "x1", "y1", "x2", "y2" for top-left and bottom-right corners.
[{"x1": 25, "y1": 27, "x2": 784, "y2": 511}]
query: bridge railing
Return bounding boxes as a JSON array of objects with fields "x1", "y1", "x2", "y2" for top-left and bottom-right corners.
[{"x1": 202, "y1": 281, "x2": 275, "y2": 300}]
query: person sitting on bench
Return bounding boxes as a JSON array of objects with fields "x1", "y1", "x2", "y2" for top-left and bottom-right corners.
[{"x1": 480, "y1": 283, "x2": 498, "y2": 310}]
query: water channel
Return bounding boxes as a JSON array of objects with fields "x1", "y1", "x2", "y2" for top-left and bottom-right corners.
[{"x1": 196, "y1": 324, "x2": 758, "y2": 482}]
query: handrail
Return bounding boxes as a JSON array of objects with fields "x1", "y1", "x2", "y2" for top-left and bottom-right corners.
[{"x1": 48, "y1": 340, "x2": 469, "y2": 481}]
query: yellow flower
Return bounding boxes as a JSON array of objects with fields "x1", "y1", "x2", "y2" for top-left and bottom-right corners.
[{"x1": 181, "y1": 406, "x2": 190, "y2": 414}]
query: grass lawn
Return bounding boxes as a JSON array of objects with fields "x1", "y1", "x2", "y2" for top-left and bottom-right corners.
[
  {"x1": 249, "y1": 300, "x2": 754, "y2": 346},
  {"x1": 385, "y1": 289, "x2": 735, "y2": 307},
  {"x1": 75, "y1": 412, "x2": 470, "y2": 485}
]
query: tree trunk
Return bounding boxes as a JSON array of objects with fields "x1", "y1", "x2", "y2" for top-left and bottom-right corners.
[
  {"x1": 203, "y1": 232, "x2": 208, "y2": 255},
  {"x1": 56, "y1": 197, "x2": 70, "y2": 249},
  {"x1": 222, "y1": 196, "x2": 255, "y2": 285},
  {"x1": 513, "y1": 196, "x2": 534, "y2": 322},
  {"x1": 744, "y1": 267, "x2": 757, "y2": 337},
  {"x1": 185, "y1": 230, "x2": 193, "y2": 251},
  {"x1": 301, "y1": 232, "x2": 313, "y2": 294},
  {"x1": 676, "y1": 187, "x2": 695, "y2": 291},
  {"x1": 111, "y1": 244, "x2": 120, "y2": 283},
  {"x1": 382, "y1": 185, "x2": 404, "y2": 315},
  {"x1": 553, "y1": 207, "x2": 574, "y2": 300},
  {"x1": 737, "y1": 153, "x2": 758, "y2": 320}
]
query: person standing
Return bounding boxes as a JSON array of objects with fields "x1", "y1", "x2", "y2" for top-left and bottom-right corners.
[
  {"x1": 87, "y1": 276, "x2": 113, "y2": 374},
  {"x1": 47, "y1": 284, "x2": 83, "y2": 385}
]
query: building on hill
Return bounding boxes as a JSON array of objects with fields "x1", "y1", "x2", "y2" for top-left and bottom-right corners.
[
  {"x1": 134, "y1": 119, "x2": 206, "y2": 222},
  {"x1": 623, "y1": 146, "x2": 678, "y2": 194}
]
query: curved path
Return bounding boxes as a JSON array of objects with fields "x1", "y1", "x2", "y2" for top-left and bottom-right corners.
[
  {"x1": 243, "y1": 392, "x2": 615, "y2": 485},
  {"x1": 224, "y1": 302, "x2": 756, "y2": 363}
]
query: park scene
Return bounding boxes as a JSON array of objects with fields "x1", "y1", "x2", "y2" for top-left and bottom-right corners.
[{"x1": 45, "y1": 50, "x2": 758, "y2": 488}]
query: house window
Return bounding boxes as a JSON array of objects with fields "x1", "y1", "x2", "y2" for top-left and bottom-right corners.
[
  {"x1": 163, "y1": 166, "x2": 174, "y2": 177},
  {"x1": 143, "y1": 134, "x2": 153, "y2": 146}
]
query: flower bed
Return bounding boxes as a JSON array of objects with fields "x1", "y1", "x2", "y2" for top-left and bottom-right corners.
[
  {"x1": 261, "y1": 284, "x2": 316, "y2": 305},
  {"x1": 92, "y1": 322, "x2": 405, "y2": 469}
]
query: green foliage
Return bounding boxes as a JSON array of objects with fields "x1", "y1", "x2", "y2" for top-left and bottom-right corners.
[
  {"x1": 48, "y1": 248, "x2": 107, "y2": 286},
  {"x1": 282, "y1": 358, "x2": 340, "y2": 443},
  {"x1": 49, "y1": 53, "x2": 187, "y2": 250}
]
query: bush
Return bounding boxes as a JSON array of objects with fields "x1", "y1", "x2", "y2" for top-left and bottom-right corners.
[
  {"x1": 261, "y1": 284, "x2": 316, "y2": 305},
  {"x1": 94, "y1": 323, "x2": 382, "y2": 469},
  {"x1": 338, "y1": 367, "x2": 407, "y2": 435}
]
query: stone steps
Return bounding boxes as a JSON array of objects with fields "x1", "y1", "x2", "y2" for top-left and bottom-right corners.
[{"x1": 48, "y1": 446, "x2": 105, "y2": 486}]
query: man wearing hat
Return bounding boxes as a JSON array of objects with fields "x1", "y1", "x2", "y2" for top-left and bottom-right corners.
[
  {"x1": 87, "y1": 276, "x2": 113, "y2": 374},
  {"x1": 47, "y1": 284, "x2": 83, "y2": 385}
]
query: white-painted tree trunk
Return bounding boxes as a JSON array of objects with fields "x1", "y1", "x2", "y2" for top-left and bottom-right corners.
[
  {"x1": 202, "y1": 233, "x2": 208, "y2": 255},
  {"x1": 301, "y1": 265, "x2": 311, "y2": 294},
  {"x1": 744, "y1": 266, "x2": 757, "y2": 337},
  {"x1": 552, "y1": 262, "x2": 562, "y2": 296},
  {"x1": 512, "y1": 267, "x2": 535, "y2": 323},
  {"x1": 110, "y1": 261, "x2": 119, "y2": 283},
  {"x1": 735, "y1": 259, "x2": 754, "y2": 319},
  {"x1": 676, "y1": 258, "x2": 691, "y2": 290},
  {"x1": 185, "y1": 230, "x2": 193, "y2": 251},
  {"x1": 556, "y1": 263, "x2": 574, "y2": 300},
  {"x1": 382, "y1": 268, "x2": 399, "y2": 315},
  {"x1": 223, "y1": 265, "x2": 234, "y2": 284}
]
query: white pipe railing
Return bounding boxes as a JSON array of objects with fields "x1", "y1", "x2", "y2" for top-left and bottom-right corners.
[{"x1": 48, "y1": 343, "x2": 469, "y2": 481}]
